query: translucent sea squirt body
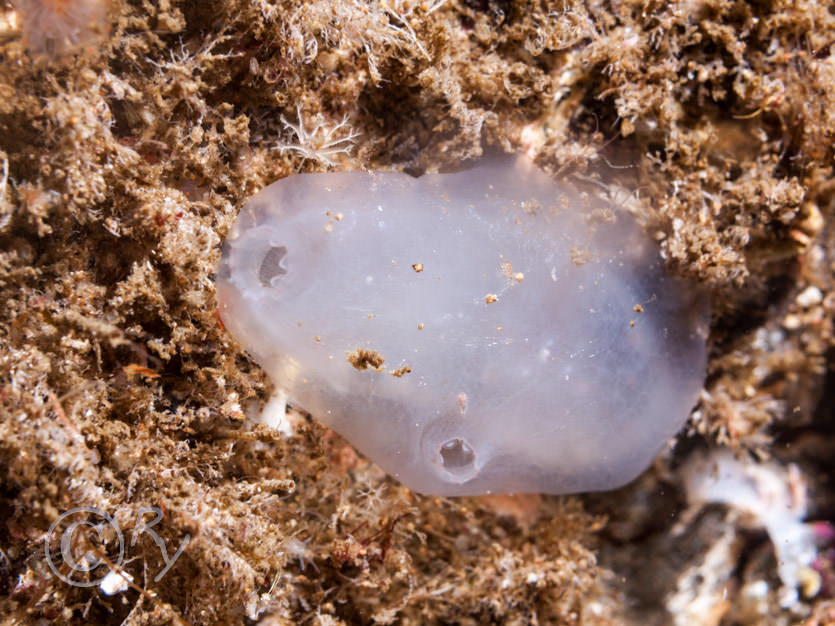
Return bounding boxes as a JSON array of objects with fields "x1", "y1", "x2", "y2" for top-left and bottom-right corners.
[{"x1": 217, "y1": 157, "x2": 710, "y2": 496}]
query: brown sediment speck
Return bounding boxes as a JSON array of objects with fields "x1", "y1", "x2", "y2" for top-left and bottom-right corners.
[
  {"x1": 570, "y1": 247, "x2": 591, "y2": 266},
  {"x1": 588, "y1": 207, "x2": 616, "y2": 224},
  {"x1": 633, "y1": 304, "x2": 644, "y2": 313},
  {"x1": 412, "y1": 263, "x2": 424, "y2": 272},
  {"x1": 521, "y1": 198, "x2": 542, "y2": 215},
  {"x1": 390, "y1": 365, "x2": 411, "y2": 378},
  {"x1": 485, "y1": 294, "x2": 498, "y2": 304},
  {"x1": 347, "y1": 348, "x2": 385, "y2": 371}
]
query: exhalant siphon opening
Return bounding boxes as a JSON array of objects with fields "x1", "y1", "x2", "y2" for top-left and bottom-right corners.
[{"x1": 439, "y1": 438, "x2": 477, "y2": 482}]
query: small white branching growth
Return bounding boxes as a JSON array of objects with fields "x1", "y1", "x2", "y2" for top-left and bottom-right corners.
[
  {"x1": 281, "y1": 535, "x2": 320, "y2": 574},
  {"x1": 380, "y1": 3, "x2": 429, "y2": 60},
  {"x1": 147, "y1": 35, "x2": 242, "y2": 76},
  {"x1": 274, "y1": 104, "x2": 359, "y2": 167},
  {"x1": 144, "y1": 35, "x2": 242, "y2": 119}
]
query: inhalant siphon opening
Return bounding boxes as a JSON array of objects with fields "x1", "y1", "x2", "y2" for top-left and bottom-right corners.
[
  {"x1": 421, "y1": 417, "x2": 482, "y2": 484},
  {"x1": 258, "y1": 246, "x2": 288, "y2": 287}
]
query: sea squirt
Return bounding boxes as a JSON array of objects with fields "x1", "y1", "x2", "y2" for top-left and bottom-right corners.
[{"x1": 217, "y1": 156, "x2": 710, "y2": 496}]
